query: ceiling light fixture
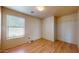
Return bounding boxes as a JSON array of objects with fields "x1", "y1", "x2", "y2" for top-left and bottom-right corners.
[{"x1": 36, "y1": 6, "x2": 45, "y2": 11}]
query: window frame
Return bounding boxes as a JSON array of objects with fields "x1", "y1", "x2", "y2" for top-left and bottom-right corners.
[{"x1": 6, "y1": 14, "x2": 25, "y2": 40}]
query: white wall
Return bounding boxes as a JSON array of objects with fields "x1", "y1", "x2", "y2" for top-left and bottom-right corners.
[
  {"x1": 30, "y1": 17, "x2": 41, "y2": 41},
  {"x1": 57, "y1": 13, "x2": 77, "y2": 44},
  {"x1": 42, "y1": 16, "x2": 54, "y2": 41},
  {"x1": 25, "y1": 16, "x2": 41, "y2": 41}
]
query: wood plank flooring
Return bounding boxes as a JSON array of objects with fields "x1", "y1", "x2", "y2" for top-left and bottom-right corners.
[
  {"x1": 4, "y1": 39, "x2": 79, "y2": 53},
  {"x1": 54, "y1": 40, "x2": 78, "y2": 53}
]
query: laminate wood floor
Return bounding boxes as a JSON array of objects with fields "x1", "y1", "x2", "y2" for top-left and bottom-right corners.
[
  {"x1": 54, "y1": 40, "x2": 78, "y2": 53},
  {"x1": 4, "y1": 39, "x2": 79, "y2": 53}
]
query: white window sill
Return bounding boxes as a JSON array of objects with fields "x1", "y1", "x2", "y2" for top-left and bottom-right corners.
[{"x1": 7, "y1": 36, "x2": 25, "y2": 40}]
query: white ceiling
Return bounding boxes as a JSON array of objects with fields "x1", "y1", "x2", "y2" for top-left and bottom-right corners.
[{"x1": 5, "y1": 6, "x2": 79, "y2": 18}]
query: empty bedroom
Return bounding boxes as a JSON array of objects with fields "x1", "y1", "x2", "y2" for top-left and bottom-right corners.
[{"x1": 0, "y1": 6, "x2": 79, "y2": 53}]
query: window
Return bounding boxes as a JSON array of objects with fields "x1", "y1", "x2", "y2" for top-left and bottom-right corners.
[{"x1": 7, "y1": 15, "x2": 25, "y2": 39}]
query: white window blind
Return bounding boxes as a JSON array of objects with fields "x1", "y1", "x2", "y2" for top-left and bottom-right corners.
[{"x1": 7, "y1": 15, "x2": 25, "y2": 39}]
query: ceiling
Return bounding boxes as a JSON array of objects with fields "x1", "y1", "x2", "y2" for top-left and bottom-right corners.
[{"x1": 5, "y1": 6, "x2": 79, "y2": 18}]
